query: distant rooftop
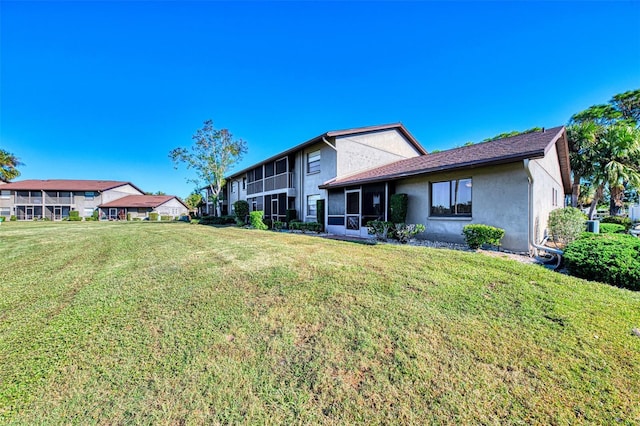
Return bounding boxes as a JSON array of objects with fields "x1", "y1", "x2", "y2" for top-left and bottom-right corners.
[{"x1": 0, "y1": 179, "x2": 141, "y2": 192}]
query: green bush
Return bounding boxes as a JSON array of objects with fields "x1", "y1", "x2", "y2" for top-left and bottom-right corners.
[
  {"x1": 199, "y1": 215, "x2": 235, "y2": 225},
  {"x1": 92, "y1": 210, "x2": 99, "y2": 221},
  {"x1": 394, "y1": 223, "x2": 426, "y2": 243},
  {"x1": 564, "y1": 233, "x2": 640, "y2": 290},
  {"x1": 272, "y1": 220, "x2": 285, "y2": 231},
  {"x1": 288, "y1": 221, "x2": 322, "y2": 233},
  {"x1": 233, "y1": 200, "x2": 249, "y2": 225},
  {"x1": 285, "y1": 209, "x2": 297, "y2": 223},
  {"x1": 10, "y1": 215, "x2": 17, "y2": 221},
  {"x1": 133, "y1": 217, "x2": 142, "y2": 222},
  {"x1": 160, "y1": 215, "x2": 173, "y2": 221},
  {"x1": 263, "y1": 218, "x2": 272, "y2": 229},
  {"x1": 390, "y1": 194, "x2": 408, "y2": 223},
  {"x1": 249, "y1": 211, "x2": 268, "y2": 230},
  {"x1": 548, "y1": 207, "x2": 586, "y2": 245},
  {"x1": 126, "y1": 212, "x2": 132, "y2": 221},
  {"x1": 367, "y1": 220, "x2": 395, "y2": 240},
  {"x1": 0, "y1": 217, "x2": 4, "y2": 222},
  {"x1": 148, "y1": 212, "x2": 159, "y2": 222},
  {"x1": 462, "y1": 224, "x2": 505, "y2": 249},
  {"x1": 316, "y1": 199, "x2": 325, "y2": 232},
  {"x1": 601, "y1": 216, "x2": 633, "y2": 230},
  {"x1": 599, "y1": 223, "x2": 626, "y2": 234},
  {"x1": 69, "y1": 211, "x2": 81, "y2": 221}
]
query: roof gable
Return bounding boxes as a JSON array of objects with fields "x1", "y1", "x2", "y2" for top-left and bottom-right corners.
[
  {"x1": 99, "y1": 195, "x2": 186, "y2": 208},
  {"x1": 321, "y1": 126, "x2": 571, "y2": 191}
]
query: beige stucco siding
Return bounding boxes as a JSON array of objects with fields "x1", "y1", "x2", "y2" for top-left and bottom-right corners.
[
  {"x1": 529, "y1": 146, "x2": 565, "y2": 243},
  {"x1": 395, "y1": 163, "x2": 530, "y2": 252},
  {"x1": 335, "y1": 129, "x2": 422, "y2": 178},
  {"x1": 101, "y1": 184, "x2": 144, "y2": 203},
  {"x1": 155, "y1": 199, "x2": 188, "y2": 216}
]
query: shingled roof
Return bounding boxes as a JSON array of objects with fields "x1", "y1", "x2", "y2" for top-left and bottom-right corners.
[
  {"x1": 320, "y1": 126, "x2": 571, "y2": 193},
  {"x1": 0, "y1": 179, "x2": 143, "y2": 192},
  {"x1": 99, "y1": 195, "x2": 186, "y2": 209}
]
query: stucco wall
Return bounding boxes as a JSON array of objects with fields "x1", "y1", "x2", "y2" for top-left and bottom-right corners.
[
  {"x1": 155, "y1": 198, "x2": 188, "y2": 216},
  {"x1": 529, "y1": 146, "x2": 565, "y2": 243},
  {"x1": 395, "y1": 163, "x2": 531, "y2": 252},
  {"x1": 335, "y1": 129, "x2": 422, "y2": 178},
  {"x1": 302, "y1": 142, "x2": 336, "y2": 220},
  {"x1": 101, "y1": 184, "x2": 144, "y2": 203}
]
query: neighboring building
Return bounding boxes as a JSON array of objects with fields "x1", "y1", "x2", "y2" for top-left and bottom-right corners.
[
  {"x1": 212, "y1": 124, "x2": 571, "y2": 253},
  {"x1": 206, "y1": 123, "x2": 427, "y2": 220},
  {"x1": 99, "y1": 195, "x2": 188, "y2": 220},
  {"x1": 0, "y1": 179, "x2": 186, "y2": 221}
]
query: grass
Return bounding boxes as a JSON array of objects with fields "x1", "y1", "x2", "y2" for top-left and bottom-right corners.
[{"x1": 1, "y1": 221, "x2": 639, "y2": 424}]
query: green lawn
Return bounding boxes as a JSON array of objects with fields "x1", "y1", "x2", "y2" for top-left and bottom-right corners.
[{"x1": 1, "y1": 221, "x2": 639, "y2": 424}]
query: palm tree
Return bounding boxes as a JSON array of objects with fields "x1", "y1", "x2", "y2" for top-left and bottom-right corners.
[
  {"x1": 566, "y1": 121, "x2": 601, "y2": 207},
  {"x1": 0, "y1": 149, "x2": 22, "y2": 182},
  {"x1": 600, "y1": 125, "x2": 640, "y2": 216}
]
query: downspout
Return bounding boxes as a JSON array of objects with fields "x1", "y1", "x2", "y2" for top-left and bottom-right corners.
[
  {"x1": 322, "y1": 137, "x2": 337, "y2": 151},
  {"x1": 524, "y1": 159, "x2": 563, "y2": 269}
]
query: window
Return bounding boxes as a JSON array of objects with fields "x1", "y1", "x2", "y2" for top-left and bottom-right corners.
[
  {"x1": 242, "y1": 178, "x2": 246, "y2": 190},
  {"x1": 307, "y1": 150, "x2": 321, "y2": 174},
  {"x1": 275, "y1": 158, "x2": 287, "y2": 175},
  {"x1": 265, "y1": 162, "x2": 275, "y2": 178},
  {"x1": 430, "y1": 178, "x2": 472, "y2": 216},
  {"x1": 0, "y1": 190, "x2": 10, "y2": 199},
  {"x1": 307, "y1": 194, "x2": 321, "y2": 218},
  {"x1": 85, "y1": 192, "x2": 94, "y2": 200},
  {"x1": 0, "y1": 207, "x2": 10, "y2": 217},
  {"x1": 83, "y1": 208, "x2": 94, "y2": 217},
  {"x1": 552, "y1": 188, "x2": 558, "y2": 207}
]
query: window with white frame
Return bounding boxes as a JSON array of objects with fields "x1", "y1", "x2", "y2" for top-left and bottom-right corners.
[
  {"x1": 307, "y1": 194, "x2": 321, "y2": 218},
  {"x1": 0, "y1": 207, "x2": 10, "y2": 217},
  {"x1": 307, "y1": 150, "x2": 321, "y2": 174},
  {"x1": 85, "y1": 192, "x2": 94, "y2": 200},
  {"x1": 0, "y1": 190, "x2": 10, "y2": 199}
]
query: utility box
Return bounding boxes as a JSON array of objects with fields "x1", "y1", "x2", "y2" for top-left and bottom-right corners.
[{"x1": 586, "y1": 220, "x2": 600, "y2": 234}]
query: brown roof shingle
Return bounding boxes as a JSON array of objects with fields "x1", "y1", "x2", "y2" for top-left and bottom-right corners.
[
  {"x1": 0, "y1": 179, "x2": 141, "y2": 192},
  {"x1": 320, "y1": 126, "x2": 571, "y2": 192},
  {"x1": 99, "y1": 195, "x2": 184, "y2": 208}
]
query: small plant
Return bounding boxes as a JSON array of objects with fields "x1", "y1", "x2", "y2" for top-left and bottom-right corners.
[
  {"x1": 133, "y1": 217, "x2": 142, "y2": 221},
  {"x1": 285, "y1": 209, "x2": 297, "y2": 224},
  {"x1": 601, "y1": 216, "x2": 633, "y2": 230},
  {"x1": 367, "y1": 220, "x2": 395, "y2": 241},
  {"x1": 148, "y1": 212, "x2": 159, "y2": 221},
  {"x1": 126, "y1": 212, "x2": 132, "y2": 221},
  {"x1": 233, "y1": 200, "x2": 249, "y2": 225},
  {"x1": 272, "y1": 220, "x2": 284, "y2": 231},
  {"x1": 564, "y1": 233, "x2": 640, "y2": 290},
  {"x1": 599, "y1": 223, "x2": 625, "y2": 234},
  {"x1": 10, "y1": 215, "x2": 17, "y2": 221},
  {"x1": 0, "y1": 217, "x2": 4, "y2": 222},
  {"x1": 69, "y1": 211, "x2": 81, "y2": 221},
  {"x1": 249, "y1": 211, "x2": 268, "y2": 230},
  {"x1": 394, "y1": 223, "x2": 426, "y2": 243},
  {"x1": 548, "y1": 207, "x2": 586, "y2": 246},
  {"x1": 160, "y1": 215, "x2": 173, "y2": 221},
  {"x1": 462, "y1": 224, "x2": 505, "y2": 249},
  {"x1": 92, "y1": 210, "x2": 99, "y2": 221},
  {"x1": 389, "y1": 193, "x2": 408, "y2": 223}
]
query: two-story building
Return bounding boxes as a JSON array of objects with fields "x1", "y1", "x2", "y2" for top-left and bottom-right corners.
[
  {"x1": 210, "y1": 123, "x2": 426, "y2": 221},
  {"x1": 0, "y1": 180, "x2": 188, "y2": 220},
  {"x1": 207, "y1": 123, "x2": 572, "y2": 253}
]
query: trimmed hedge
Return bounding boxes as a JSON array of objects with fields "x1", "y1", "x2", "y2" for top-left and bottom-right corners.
[
  {"x1": 289, "y1": 221, "x2": 322, "y2": 233},
  {"x1": 233, "y1": 200, "x2": 249, "y2": 225},
  {"x1": 601, "y1": 215, "x2": 633, "y2": 230},
  {"x1": 548, "y1": 207, "x2": 586, "y2": 245},
  {"x1": 199, "y1": 215, "x2": 236, "y2": 225},
  {"x1": 285, "y1": 209, "x2": 297, "y2": 223},
  {"x1": 69, "y1": 211, "x2": 82, "y2": 221},
  {"x1": 599, "y1": 223, "x2": 626, "y2": 234},
  {"x1": 389, "y1": 194, "x2": 408, "y2": 223},
  {"x1": 462, "y1": 224, "x2": 505, "y2": 249},
  {"x1": 149, "y1": 212, "x2": 159, "y2": 221},
  {"x1": 564, "y1": 233, "x2": 640, "y2": 290}
]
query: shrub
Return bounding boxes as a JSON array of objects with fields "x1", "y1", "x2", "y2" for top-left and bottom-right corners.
[
  {"x1": 367, "y1": 220, "x2": 395, "y2": 241},
  {"x1": 389, "y1": 194, "x2": 408, "y2": 223},
  {"x1": 160, "y1": 215, "x2": 173, "y2": 221},
  {"x1": 564, "y1": 233, "x2": 640, "y2": 290},
  {"x1": 273, "y1": 220, "x2": 285, "y2": 231},
  {"x1": 149, "y1": 212, "x2": 159, "y2": 222},
  {"x1": 69, "y1": 211, "x2": 81, "y2": 221},
  {"x1": 286, "y1": 209, "x2": 297, "y2": 224},
  {"x1": 599, "y1": 223, "x2": 626, "y2": 234},
  {"x1": 462, "y1": 224, "x2": 505, "y2": 249},
  {"x1": 288, "y1": 221, "x2": 321, "y2": 233},
  {"x1": 263, "y1": 218, "x2": 272, "y2": 229},
  {"x1": 10, "y1": 215, "x2": 17, "y2": 221},
  {"x1": 126, "y1": 212, "x2": 132, "y2": 221},
  {"x1": 133, "y1": 217, "x2": 142, "y2": 221},
  {"x1": 249, "y1": 211, "x2": 268, "y2": 230},
  {"x1": 233, "y1": 200, "x2": 249, "y2": 225},
  {"x1": 316, "y1": 199, "x2": 325, "y2": 232},
  {"x1": 92, "y1": 210, "x2": 99, "y2": 221},
  {"x1": 0, "y1": 216, "x2": 4, "y2": 222},
  {"x1": 601, "y1": 216, "x2": 633, "y2": 230},
  {"x1": 394, "y1": 223, "x2": 426, "y2": 243},
  {"x1": 548, "y1": 207, "x2": 586, "y2": 246},
  {"x1": 199, "y1": 215, "x2": 235, "y2": 225}
]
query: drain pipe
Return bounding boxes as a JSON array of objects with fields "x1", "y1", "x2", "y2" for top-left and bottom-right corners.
[{"x1": 524, "y1": 159, "x2": 563, "y2": 269}]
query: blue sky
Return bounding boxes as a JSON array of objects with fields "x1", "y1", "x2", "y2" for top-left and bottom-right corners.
[{"x1": 2, "y1": 1, "x2": 639, "y2": 198}]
